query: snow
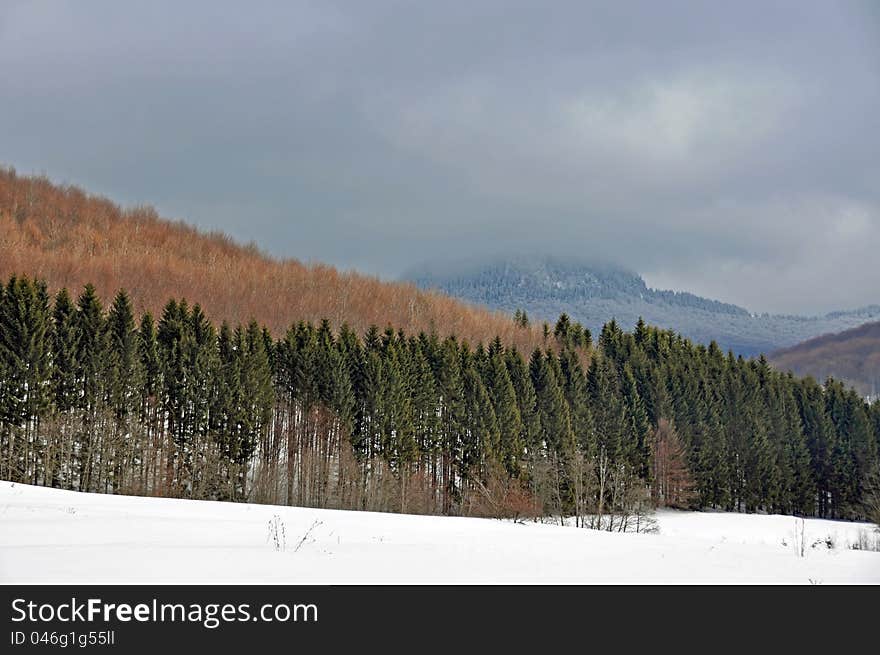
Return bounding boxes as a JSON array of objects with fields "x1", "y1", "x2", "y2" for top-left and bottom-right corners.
[{"x1": 1, "y1": 481, "x2": 878, "y2": 584}]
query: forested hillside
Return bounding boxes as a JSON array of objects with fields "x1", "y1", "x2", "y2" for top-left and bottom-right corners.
[
  {"x1": 2, "y1": 276, "x2": 878, "y2": 523},
  {"x1": 0, "y1": 168, "x2": 545, "y2": 354},
  {"x1": 770, "y1": 321, "x2": 880, "y2": 399},
  {"x1": 408, "y1": 257, "x2": 880, "y2": 356}
]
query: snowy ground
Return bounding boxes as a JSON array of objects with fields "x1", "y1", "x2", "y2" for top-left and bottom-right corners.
[{"x1": 1, "y1": 481, "x2": 878, "y2": 584}]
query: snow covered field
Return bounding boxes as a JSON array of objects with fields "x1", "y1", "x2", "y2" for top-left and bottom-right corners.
[{"x1": 1, "y1": 481, "x2": 878, "y2": 584}]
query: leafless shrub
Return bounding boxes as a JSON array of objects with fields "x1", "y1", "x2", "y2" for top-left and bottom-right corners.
[
  {"x1": 463, "y1": 464, "x2": 538, "y2": 523},
  {"x1": 267, "y1": 514, "x2": 286, "y2": 551},
  {"x1": 573, "y1": 450, "x2": 658, "y2": 534},
  {"x1": 293, "y1": 519, "x2": 323, "y2": 553}
]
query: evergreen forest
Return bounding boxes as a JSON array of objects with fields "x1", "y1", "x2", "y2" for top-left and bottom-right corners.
[{"x1": 2, "y1": 275, "x2": 878, "y2": 525}]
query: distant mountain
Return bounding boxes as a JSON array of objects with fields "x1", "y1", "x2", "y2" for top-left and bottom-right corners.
[
  {"x1": 769, "y1": 321, "x2": 880, "y2": 399},
  {"x1": 405, "y1": 256, "x2": 880, "y2": 357}
]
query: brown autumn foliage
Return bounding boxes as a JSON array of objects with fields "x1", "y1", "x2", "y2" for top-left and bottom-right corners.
[
  {"x1": 461, "y1": 463, "x2": 538, "y2": 522},
  {"x1": 769, "y1": 321, "x2": 880, "y2": 398},
  {"x1": 650, "y1": 418, "x2": 695, "y2": 509},
  {"x1": 0, "y1": 167, "x2": 547, "y2": 350}
]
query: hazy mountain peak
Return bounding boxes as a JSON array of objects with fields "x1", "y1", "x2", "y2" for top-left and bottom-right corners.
[{"x1": 406, "y1": 255, "x2": 880, "y2": 357}]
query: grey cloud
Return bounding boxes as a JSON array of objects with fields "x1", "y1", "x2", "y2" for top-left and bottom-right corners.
[{"x1": 1, "y1": 0, "x2": 878, "y2": 313}]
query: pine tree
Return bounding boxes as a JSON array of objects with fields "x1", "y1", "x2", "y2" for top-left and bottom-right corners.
[
  {"x1": 529, "y1": 349, "x2": 574, "y2": 458},
  {"x1": 553, "y1": 313, "x2": 572, "y2": 347},
  {"x1": 74, "y1": 284, "x2": 107, "y2": 491},
  {"x1": 620, "y1": 363, "x2": 650, "y2": 476},
  {"x1": 44, "y1": 288, "x2": 80, "y2": 488},
  {"x1": 506, "y1": 347, "x2": 540, "y2": 460},
  {"x1": 634, "y1": 317, "x2": 649, "y2": 346},
  {"x1": 434, "y1": 336, "x2": 464, "y2": 513},
  {"x1": 337, "y1": 322, "x2": 367, "y2": 457},
  {"x1": 157, "y1": 298, "x2": 189, "y2": 493},
  {"x1": 461, "y1": 363, "x2": 500, "y2": 481},
  {"x1": 693, "y1": 377, "x2": 729, "y2": 509},
  {"x1": 211, "y1": 321, "x2": 241, "y2": 499},
  {"x1": 793, "y1": 378, "x2": 829, "y2": 515},
  {"x1": 484, "y1": 348, "x2": 524, "y2": 476},
  {"x1": 557, "y1": 347, "x2": 594, "y2": 456},
  {"x1": 872, "y1": 400, "x2": 880, "y2": 469},
  {"x1": 740, "y1": 362, "x2": 775, "y2": 512},
  {"x1": 361, "y1": 339, "x2": 385, "y2": 462},
  {"x1": 184, "y1": 304, "x2": 218, "y2": 496},
  {"x1": 327, "y1": 332, "x2": 356, "y2": 435},
  {"x1": 103, "y1": 290, "x2": 140, "y2": 493},
  {"x1": 839, "y1": 389, "x2": 877, "y2": 517},
  {"x1": 51, "y1": 288, "x2": 79, "y2": 414},
  {"x1": 409, "y1": 336, "x2": 439, "y2": 467},
  {"x1": 107, "y1": 290, "x2": 138, "y2": 419},
  {"x1": 381, "y1": 339, "x2": 416, "y2": 473},
  {"x1": 130, "y1": 311, "x2": 160, "y2": 493},
  {"x1": 586, "y1": 354, "x2": 628, "y2": 465},
  {"x1": 598, "y1": 319, "x2": 623, "y2": 367},
  {"x1": 241, "y1": 321, "x2": 274, "y2": 469},
  {"x1": 0, "y1": 277, "x2": 52, "y2": 483}
]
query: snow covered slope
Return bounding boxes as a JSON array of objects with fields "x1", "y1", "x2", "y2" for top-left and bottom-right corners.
[{"x1": 1, "y1": 481, "x2": 877, "y2": 584}]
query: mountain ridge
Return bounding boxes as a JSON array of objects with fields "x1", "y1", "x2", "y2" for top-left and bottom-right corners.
[
  {"x1": 769, "y1": 320, "x2": 880, "y2": 398},
  {"x1": 406, "y1": 256, "x2": 880, "y2": 356}
]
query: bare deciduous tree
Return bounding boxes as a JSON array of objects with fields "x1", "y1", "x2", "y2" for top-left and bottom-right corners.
[{"x1": 650, "y1": 418, "x2": 695, "y2": 509}]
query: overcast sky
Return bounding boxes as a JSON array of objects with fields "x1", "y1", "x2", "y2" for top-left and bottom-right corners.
[{"x1": 2, "y1": 1, "x2": 878, "y2": 314}]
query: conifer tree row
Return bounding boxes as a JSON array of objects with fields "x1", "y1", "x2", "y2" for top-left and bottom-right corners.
[{"x1": 1, "y1": 275, "x2": 877, "y2": 521}]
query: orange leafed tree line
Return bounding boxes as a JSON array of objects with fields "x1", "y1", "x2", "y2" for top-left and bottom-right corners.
[{"x1": 0, "y1": 167, "x2": 547, "y2": 351}]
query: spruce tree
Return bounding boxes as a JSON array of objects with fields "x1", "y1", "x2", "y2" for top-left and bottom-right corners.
[
  {"x1": 506, "y1": 347, "x2": 540, "y2": 459},
  {"x1": 0, "y1": 277, "x2": 52, "y2": 483},
  {"x1": 408, "y1": 336, "x2": 439, "y2": 467},
  {"x1": 461, "y1": 363, "x2": 500, "y2": 481},
  {"x1": 553, "y1": 313, "x2": 572, "y2": 347},
  {"x1": 107, "y1": 290, "x2": 138, "y2": 419},
  {"x1": 137, "y1": 312, "x2": 161, "y2": 419},
  {"x1": 557, "y1": 347, "x2": 594, "y2": 456},
  {"x1": 620, "y1": 362, "x2": 650, "y2": 476},
  {"x1": 484, "y1": 348, "x2": 524, "y2": 476},
  {"x1": 586, "y1": 354, "x2": 628, "y2": 465},
  {"x1": 435, "y1": 336, "x2": 464, "y2": 513},
  {"x1": 241, "y1": 320, "x2": 274, "y2": 466},
  {"x1": 381, "y1": 339, "x2": 416, "y2": 472},
  {"x1": 361, "y1": 342, "x2": 385, "y2": 462},
  {"x1": 529, "y1": 349, "x2": 574, "y2": 458},
  {"x1": 51, "y1": 288, "x2": 79, "y2": 414},
  {"x1": 104, "y1": 290, "x2": 140, "y2": 493},
  {"x1": 74, "y1": 284, "x2": 107, "y2": 491}
]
